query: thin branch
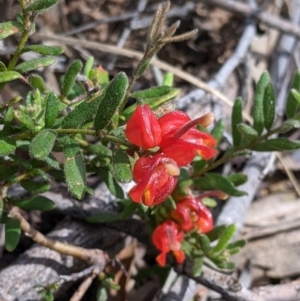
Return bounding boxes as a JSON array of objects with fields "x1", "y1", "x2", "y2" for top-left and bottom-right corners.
[
  {"x1": 9, "y1": 206, "x2": 108, "y2": 265},
  {"x1": 199, "y1": 0, "x2": 300, "y2": 39}
]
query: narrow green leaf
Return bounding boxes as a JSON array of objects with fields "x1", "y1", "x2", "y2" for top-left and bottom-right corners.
[
  {"x1": 199, "y1": 234, "x2": 211, "y2": 254},
  {"x1": 30, "y1": 129, "x2": 57, "y2": 160},
  {"x1": 13, "y1": 196, "x2": 55, "y2": 211},
  {"x1": 225, "y1": 173, "x2": 247, "y2": 186},
  {"x1": 231, "y1": 97, "x2": 243, "y2": 147},
  {"x1": 286, "y1": 71, "x2": 300, "y2": 118},
  {"x1": 61, "y1": 91, "x2": 103, "y2": 128},
  {"x1": 136, "y1": 58, "x2": 150, "y2": 78},
  {"x1": 194, "y1": 173, "x2": 247, "y2": 196},
  {"x1": 131, "y1": 86, "x2": 175, "y2": 100},
  {"x1": 237, "y1": 124, "x2": 258, "y2": 140},
  {"x1": 44, "y1": 153, "x2": 60, "y2": 170},
  {"x1": 84, "y1": 56, "x2": 94, "y2": 77},
  {"x1": 193, "y1": 159, "x2": 206, "y2": 174},
  {"x1": 29, "y1": 74, "x2": 47, "y2": 92},
  {"x1": 206, "y1": 225, "x2": 227, "y2": 242},
  {"x1": 14, "y1": 110, "x2": 35, "y2": 131},
  {"x1": 23, "y1": 45, "x2": 63, "y2": 56},
  {"x1": 90, "y1": 144, "x2": 112, "y2": 158},
  {"x1": 20, "y1": 180, "x2": 50, "y2": 193},
  {"x1": 111, "y1": 149, "x2": 132, "y2": 183},
  {"x1": 63, "y1": 137, "x2": 86, "y2": 199},
  {"x1": 5, "y1": 217, "x2": 21, "y2": 252},
  {"x1": 96, "y1": 167, "x2": 124, "y2": 198},
  {"x1": 226, "y1": 239, "x2": 246, "y2": 250},
  {"x1": 202, "y1": 197, "x2": 217, "y2": 207},
  {"x1": 213, "y1": 224, "x2": 236, "y2": 253},
  {"x1": 0, "y1": 61, "x2": 6, "y2": 71},
  {"x1": 0, "y1": 21, "x2": 22, "y2": 40},
  {"x1": 94, "y1": 72, "x2": 128, "y2": 130},
  {"x1": 0, "y1": 71, "x2": 21, "y2": 83},
  {"x1": 278, "y1": 119, "x2": 300, "y2": 133},
  {"x1": 26, "y1": 0, "x2": 58, "y2": 12},
  {"x1": 162, "y1": 72, "x2": 174, "y2": 87},
  {"x1": 211, "y1": 119, "x2": 225, "y2": 142},
  {"x1": 0, "y1": 162, "x2": 18, "y2": 180},
  {"x1": 253, "y1": 71, "x2": 270, "y2": 135},
  {"x1": 192, "y1": 257, "x2": 203, "y2": 277},
  {"x1": 45, "y1": 92, "x2": 59, "y2": 128},
  {"x1": 252, "y1": 138, "x2": 300, "y2": 151},
  {"x1": 14, "y1": 57, "x2": 56, "y2": 73},
  {"x1": 62, "y1": 60, "x2": 83, "y2": 97},
  {"x1": 263, "y1": 82, "x2": 275, "y2": 130},
  {"x1": 291, "y1": 89, "x2": 300, "y2": 107},
  {"x1": 0, "y1": 138, "x2": 16, "y2": 156}
]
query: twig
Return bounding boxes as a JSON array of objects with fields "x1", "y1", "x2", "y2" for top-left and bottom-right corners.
[
  {"x1": 199, "y1": 0, "x2": 300, "y2": 39},
  {"x1": 176, "y1": 263, "x2": 300, "y2": 301},
  {"x1": 69, "y1": 267, "x2": 99, "y2": 301},
  {"x1": 9, "y1": 206, "x2": 108, "y2": 265}
]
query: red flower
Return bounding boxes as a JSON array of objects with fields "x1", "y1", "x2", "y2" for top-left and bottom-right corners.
[
  {"x1": 171, "y1": 194, "x2": 213, "y2": 233},
  {"x1": 129, "y1": 154, "x2": 180, "y2": 206},
  {"x1": 125, "y1": 104, "x2": 161, "y2": 149},
  {"x1": 152, "y1": 221, "x2": 185, "y2": 266},
  {"x1": 158, "y1": 111, "x2": 217, "y2": 166}
]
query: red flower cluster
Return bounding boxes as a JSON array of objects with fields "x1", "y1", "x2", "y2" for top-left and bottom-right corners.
[
  {"x1": 125, "y1": 105, "x2": 217, "y2": 206},
  {"x1": 151, "y1": 191, "x2": 221, "y2": 266}
]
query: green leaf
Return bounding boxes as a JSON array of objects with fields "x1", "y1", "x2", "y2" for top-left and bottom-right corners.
[
  {"x1": 263, "y1": 82, "x2": 275, "y2": 130},
  {"x1": 162, "y1": 72, "x2": 174, "y2": 87},
  {"x1": 225, "y1": 173, "x2": 247, "y2": 186},
  {"x1": 0, "y1": 138, "x2": 16, "y2": 156},
  {"x1": 253, "y1": 71, "x2": 270, "y2": 135},
  {"x1": 14, "y1": 57, "x2": 56, "y2": 73},
  {"x1": 29, "y1": 74, "x2": 48, "y2": 92},
  {"x1": 63, "y1": 137, "x2": 86, "y2": 199},
  {"x1": 5, "y1": 217, "x2": 21, "y2": 252},
  {"x1": 111, "y1": 149, "x2": 132, "y2": 183},
  {"x1": 30, "y1": 129, "x2": 57, "y2": 160},
  {"x1": 199, "y1": 234, "x2": 211, "y2": 254},
  {"x1": 206, "y1": 225, "x2": 227, "y2": 242},
  {"x1": 26, "y1": 0, "x2": 58, "y2": 12},
  {"x1": 96, "y1": 167, "x2": 124, "y2": 198},
  {"x1": 0, "y1": 21, "x2": 22, "y2": 40},
  {"x1": 192, "y1": 257, "x2": 203, "y2": 277},
  {"x1": 23, "y1": 45, "x2": 63, "y2": 56},
  {"x1": 213, "y1": 224, "x2": 236, "y2": 253},
  {"x1": 226, "y1": 239, "x2": 246, "y2": 250},
  {"x1": 96, "y1": 287, "x2": 108, "y2": 301},
  {"x1": 237, "y1": 124, "x2": 258, "y2": 140},
  {"x1": 14, "y1": 110, "x2": 35, "y2": 131},
  {"x1": 291, "y1": 88, "x2": 300, "y2": 107},
  {"x1": 194, "y1": 173, "x2": 247, "y2": 196},
  {"x1": 20, "y1": 180, "x2": 50, "y2": 193},
  {"x1": 0, "y1": 70, "x2": 21, "y2": 84},
  {"x1": 13, "y1": 196, "x2": 55, "y2": 211},
  {"x1": 84, "y1": 56, "x2": 94, "y2": 77},
  {"x1": 90, "y1": 144, "x2": 112, "y2": 158},
  {"x1": 44, "y1": 153, "x2": 60, "y2": 170},
  {"x1": 61, "y1": 60, "x2": 83, "y2": 97},
  {"x1": 94, "y1": 72, "x2": 128, "y2": 130},
  {"x1": 231, "y1": 97, "x2": 243, "y2": 147},
  {"x1": 286, "y1": 71, "x2": 300, "y2": 118},
  {"x1": 252, "y1": 138, "x2": 300, "y2": 151},
  {"x1": 202, "y1": 197, "x2": 217, "y2": 208},
  {"x1": 45, "y1": 92, "x2": 59, "y2": 128},
  {"x1": 61, "y1": 91, "x2": 103, "y2": 128},
  {"x1": 211, "y1": 119, "x2": 225, "y2": 142},
  {"x1": 278, "y1": 119, "x2": 300, "y2": 133},
  {"x1": 136, "y1": 58, "x2": 151, "y2": 78},
  {"x1": 123, "y1": 86, "x2": 180, "y2": 119}
]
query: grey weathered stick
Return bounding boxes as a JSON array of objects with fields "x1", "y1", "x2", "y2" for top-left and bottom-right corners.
[{"x1": 199, "y1": 0, "x2": 300, "y2": 39}]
